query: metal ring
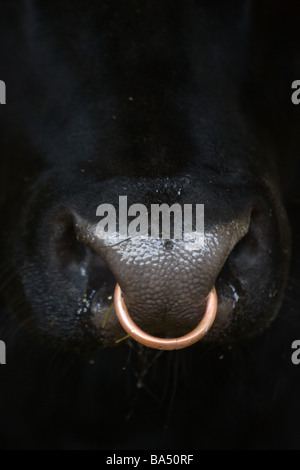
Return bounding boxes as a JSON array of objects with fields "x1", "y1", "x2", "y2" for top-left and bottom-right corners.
[{"x1": 114, "y1": 284, "x2": 218, "y2": 350}]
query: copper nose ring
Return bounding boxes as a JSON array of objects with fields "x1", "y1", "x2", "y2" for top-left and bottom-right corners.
[{"x1": 114, "y1": 284, "x2": 218, "y2": 350}]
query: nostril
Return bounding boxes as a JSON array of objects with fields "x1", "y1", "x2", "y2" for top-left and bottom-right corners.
[
  {"x1": 88, "y1": 248, "x2": 116, "y2": 290},
  {"x1": 216, "y1": 205, "x2": 276, "y2": 307},
  {"x1": 50, "y1": 210, "x2": 116, "y2": 308},
  {"x1": 225, "y1": 206, "x2": 273, "y2": 271},
  {"x1": 50, "y1": 211, "x2": 86, "y2": 267}
]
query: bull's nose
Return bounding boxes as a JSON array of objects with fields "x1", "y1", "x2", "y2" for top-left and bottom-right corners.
[{"x1": 71, "y1": 209, "x2": 251, "y2": 340}]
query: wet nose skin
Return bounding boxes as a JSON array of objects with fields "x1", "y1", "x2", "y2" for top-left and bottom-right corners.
[{"x1": 75, "y1": 212, "x2": 251, "y2": 339}]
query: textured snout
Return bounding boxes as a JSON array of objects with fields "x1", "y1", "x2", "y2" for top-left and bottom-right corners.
[{"x1": 74, "y1": 210, "x2": 251, "y2": 342}]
